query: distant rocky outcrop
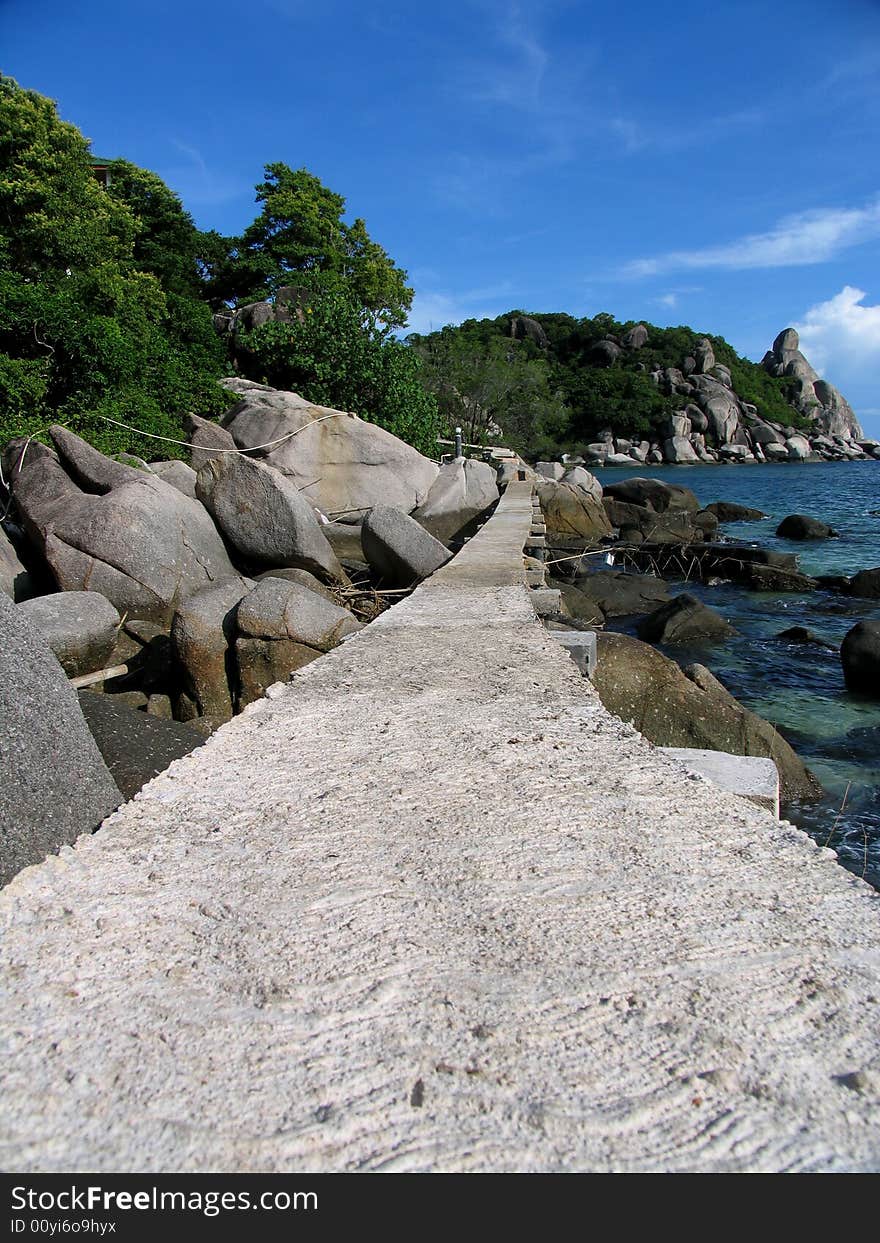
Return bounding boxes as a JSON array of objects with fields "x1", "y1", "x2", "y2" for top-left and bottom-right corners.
[{"x1": 761, "y1": 328, "x2": 863, "y2": 440}]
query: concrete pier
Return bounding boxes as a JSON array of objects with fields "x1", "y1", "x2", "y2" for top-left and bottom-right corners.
[{"x1": 1, "y1": 482, "x2": 879, "y2": 1171}]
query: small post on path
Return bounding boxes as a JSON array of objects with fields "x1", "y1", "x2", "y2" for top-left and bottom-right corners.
[{"x1": 454, "y1": 426, "x2": 463, "y2": 459}]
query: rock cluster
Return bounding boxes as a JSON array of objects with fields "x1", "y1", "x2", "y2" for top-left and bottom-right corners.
[{"x1": 541, "y1": 325, "x2": 876, "y2": 468}]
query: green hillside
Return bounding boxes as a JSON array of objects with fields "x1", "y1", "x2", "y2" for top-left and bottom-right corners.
[{"x1": 409, "y1": 311, "x2": 810, "y2": 459}]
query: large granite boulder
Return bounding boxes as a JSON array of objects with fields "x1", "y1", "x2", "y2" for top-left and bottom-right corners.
[
  {"x1": 840, "y1": 621, "x2": 880, "y2": 697},
  {"x1": 535, "y1": 461, "x2": 565, "y2": 480},
  {"x1": 0, "y1": 526, "x2": 29, "y2": 600},
  {"x1": 592, "y1": 631, "x2": 821, "y2": 803},
  {"x1": 77, "y1": 691, "x2": 206, "y2": 800},
  {"x1": 17, "y1": 590, "x2": 120, "y2": 678},
  {"x1": 9, "y1": 429, "x2": 236, "y2": 624},
  {"x1": 195, "y1": 454, "x2": 345, "y2": 583},
  {"x1": 170, "y1": 577, "x2": 255, "y2": 725},
  {"x1": 411, "y1": 458, "x2": 499, "y2": 542},
  {"x1": 235, "y1": 578, "x2": 361, "y2": 706},
  {"x1": 693, "y1": 338, "x2": 715, "y2": 374},
  {"x1": 560, "y1": 467, "x2": 603, "y2": 503},
  {"x1": 602, "y1": 499, "x2": 699, "y2": 544},
  {"x1": 149, "y1": 460, "x2": 198, "y2": 499},
  {"x1": 183, "y1": 413, "x2": 239, "y2": 472},
  {"x1": 636, "y1": 593, "x2": 738, "y2": 644},
  {"x1": 786, "y1": 435, "x2": 812, "y2": 461},
  {"x1": 219, "y1": 379, "x2": 438, "y2": 521},
  {"x1": 360, "y1": 506, "x2": 451, "y2": 587},
  {"x1": 762, "y1": 327, "x2": 863, "y2": 438},
  {"x1": 663, "y1": 436, "x2": 699, "y2": 464},
  {"x1": 0, "y1": 593, "x2": 122, "y2": 885},
  {"x1": 536, "y1": 480, "x2": 613, "y2": 543},
  {"x1": 621, "y1": 323, "x2": 649, "y2": 350}
]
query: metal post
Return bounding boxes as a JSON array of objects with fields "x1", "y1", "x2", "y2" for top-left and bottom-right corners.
[{"x1": 454, "y1": 426, "x2": 463, "y2": 459}]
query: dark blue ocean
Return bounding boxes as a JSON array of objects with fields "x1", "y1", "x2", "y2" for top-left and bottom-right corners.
[{"x1": 592, "y1": 460, "x2": 880, "y2": 888}]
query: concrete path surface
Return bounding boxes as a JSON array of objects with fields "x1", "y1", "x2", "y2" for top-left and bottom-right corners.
[{"x1": 2, "y1": 483, "x2": 879, "y2": 1171}]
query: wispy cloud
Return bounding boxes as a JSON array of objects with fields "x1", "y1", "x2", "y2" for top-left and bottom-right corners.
[
  {"x1": 158, "y1": 140, "x2": 250, "y2": 209},
  {"x1": 404, "y1": 280, "x2": 517, "y2": 335},
  {"x1": 621, "y1": 198, "x2": 880, "y2": 278}
]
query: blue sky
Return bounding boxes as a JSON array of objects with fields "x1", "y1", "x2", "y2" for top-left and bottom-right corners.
[{"x1": 3, "y1": 0, "x2": 880, "y2": 436}]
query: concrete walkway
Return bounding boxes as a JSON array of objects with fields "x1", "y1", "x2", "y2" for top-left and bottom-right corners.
[{"x1": 2, "y1": 482, "x2": 879, "y2": 1171}]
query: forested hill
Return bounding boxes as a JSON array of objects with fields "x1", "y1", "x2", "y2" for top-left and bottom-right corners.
[{"x1": 408, "y1": 311, "x2": 858, "y2": 463}]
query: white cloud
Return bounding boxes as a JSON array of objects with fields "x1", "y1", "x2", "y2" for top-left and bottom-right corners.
[
  {"x1": 622, "y1": 198, "x2": 880, "y2": 278},
  {"x1": 794, "y1": 285, "x2": 880, "y2": 374},
  {"x1": 792, "y1": 286, "x2": 880, "y2": 437}
]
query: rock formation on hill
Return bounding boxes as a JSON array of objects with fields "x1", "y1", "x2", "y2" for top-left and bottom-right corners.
[{"x1": 761, "y1": 328, "x2": 862, "y2": 440}]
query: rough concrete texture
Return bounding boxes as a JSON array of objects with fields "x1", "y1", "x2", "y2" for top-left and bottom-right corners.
[
  {"x1": 1, "y1": 484, "x2": 879, "y2": 1172},
  {"x1": 659, "y1": 748, "x2": 780, "y2": 818}
]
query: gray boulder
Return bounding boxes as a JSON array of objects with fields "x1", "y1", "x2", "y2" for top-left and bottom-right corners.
[
  {"x1": 636, "y1": 593, "x2": 738, "y2": 644},
  {"x1": 535, "y1": 461, "x2": 565, "y2": 480},
  {"x1": 621, "y1": 323, "x2": 649, "y2": 350},
  {"x1": 183, "y1": 413, "x2": 238, "y2": 472},
  {"x1": 841, "y1": 621, "x2": 880, "y2": 697},
  {"x1": 694, "y1": 338, "x2": 716, "y2": 374},
  {"x1": 663, "y1": 436, "x2": 699, "y2": 464},
  {"x1": 560, "y1": 466, "x2": 603, "y2": 503},
  {"x1": 763, "y1": 443, "x2": 789, "y2": 461},
  {"x1": 592, "y1": 631, "x2": 821, "y2": 803},
  {"x1": 17, "y1": 591, "x2": 120, "y2": 678},
  {"x1": 219, "y1": 379, "x2": 438, "y2": 521},
  {"x1": 49, "y1": 425, "x2": 144, "y2": 493},
  {"x1": 170, "y1": 577, "x2": 255, "y2": 725},
  {"x1": 763, "y1": 328, "x2": 863, "y2": 438},
  {"x1": 536, "y1": 480, "x2": 613, "y2": 543},
  {"x1": 591, "y1": 339, "x2": 622, "y2": 366},
  {"x1": 360, "y1": 506, "x2": 451, "y2": 587},
  {"x1": 149, "y1": 460, "x2": 198, "y2": 499},
  {"x1": 0, "y1": 593, "x2": 121, "y2": 886},
  {"x1": 10, "y1": 430, "x2": 236, "y2": 624},
  {"x1": 786, "y1": 436, "x2": 813, "y2": 461},
  {"x1": 195, "y1": 454, "x2": 345, "y2": 583},
  {"x1": 412, "y1": 458, "x2": 499, "y2": 542},
  {"x1": 0, "y1": 526, "x2": 29, "y2": 600},
  {"x1": 236, "y1": 578, "x2": 361, "y2": 706}
]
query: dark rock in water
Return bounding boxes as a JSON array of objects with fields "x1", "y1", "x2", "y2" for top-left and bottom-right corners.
[
  {"x1": 736, "y1": 562, "x2": 818, "y2": 593},
  {"x1": 603, "y1": 498, "x2": 698, "y2": 544},
  {"x1": 776, "y1": 514, "x2": 838, "y2": 540},
  {"x1": 636, "y1": 592, "x2": 738, "y2": 643},
  {"x1": 603, "y1": 477, "x2": 700, "y2": 513},
  {"x1": 841, "y1": 621, "x2": 880, "y2": 697},
  {"x1": 706, "y1": 501, "x2": 767, "y2": 522},
  {"x1": 0, "y1": 593, "x2": 121, "y2": 886},
  {"x1": 692, "y1": 509, "x2": 719, "y2": 538},
  {"x1": 548, "y1": 576, "x2": 605, "y2": 625},
  {"x1": 777, "y1": 626, "x2": 838, "y2": 650},
  {"x1": 815, "y1": 574, "x2": 852, "y2": 592},
  {"x1": 591, "y1": 631, "x2": 821, "y2": 803},
  {"x1": 847, "y1": 567, "x2": 880, "y2": 599},
  {"x1": 78, "y1": 690, "x2": 206, "y2": 801},
  {"x1": 570, "y1": 569, "x2": 670, "y2": 617}
]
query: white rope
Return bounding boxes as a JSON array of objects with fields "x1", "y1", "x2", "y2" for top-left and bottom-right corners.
[{"x1": 99, "y1": 410, "x2": 350, "y2": 453}]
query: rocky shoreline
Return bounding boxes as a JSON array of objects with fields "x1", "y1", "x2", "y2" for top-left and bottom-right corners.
[{"x1": 2, "y1": 383, "x2": 878, "y2": 889}]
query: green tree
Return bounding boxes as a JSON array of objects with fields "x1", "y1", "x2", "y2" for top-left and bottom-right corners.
[
  {"x1": 0, "y1": 75, "x2": 227, "y2": 457},
  {"x1": 215, "y1": 164, "x2": 413, "y2": 331},
  {"x1": 237, "y1": 285, "x2": 439, "y2": 455}
]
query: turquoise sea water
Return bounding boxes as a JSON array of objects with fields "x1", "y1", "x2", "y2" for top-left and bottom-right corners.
[{"x1": 591, "y1": 460, "x2": 880, "y2": 887}]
